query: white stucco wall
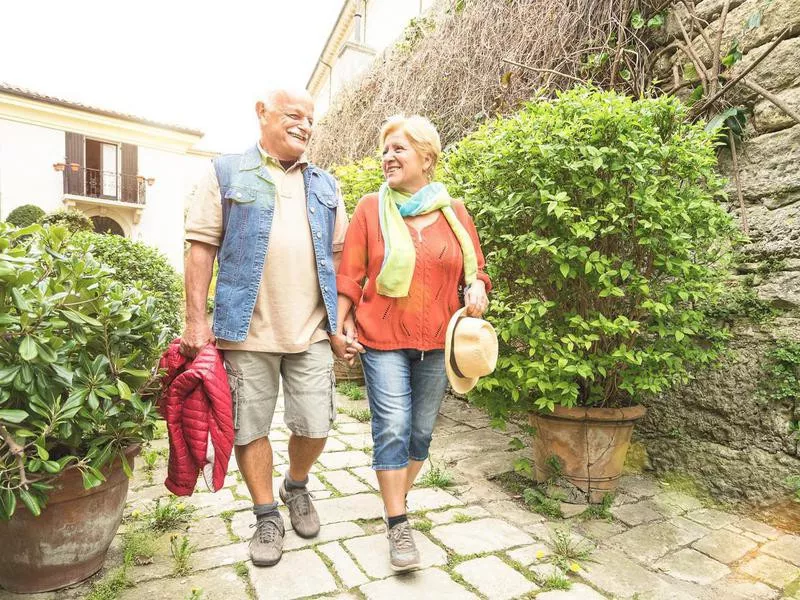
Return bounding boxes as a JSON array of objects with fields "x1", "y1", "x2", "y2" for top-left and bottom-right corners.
[
  {"x1": 0, "y1": 118, "x2": 64, "y2": 219},
  {"x1": 364, "y1": 0, "x2": 424, "y2": 53},
  {"x1": 137, "y1": 148, "x2": 210, "y2": 273}
]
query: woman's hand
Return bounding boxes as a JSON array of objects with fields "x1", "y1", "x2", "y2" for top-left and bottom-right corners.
[{"x1": 464, "y1": 280, "x2": 488, "y2": 318}]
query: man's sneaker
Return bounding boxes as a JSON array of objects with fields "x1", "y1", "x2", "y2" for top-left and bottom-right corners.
[
  {"x1": 249, "y1": 513, "x2": 285, "y2": 566},
  {"x1": 386, "y1": 520, "x2": 420, "y2": 572},
  {"x1": 279, "y1": 478, "x2": 320, "y2": 538}
]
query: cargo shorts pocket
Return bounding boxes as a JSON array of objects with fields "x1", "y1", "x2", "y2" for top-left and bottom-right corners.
[
  {"x1": 329, "y1": 365, "x2": 337, "y2": 425},
  {"x1": 225, "y1": 363, "x2": 244, "y2": 429}
]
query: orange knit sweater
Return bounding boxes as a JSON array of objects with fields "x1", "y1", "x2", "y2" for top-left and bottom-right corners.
[{"x1": 336, "y1": 193, "x2": 491, "y2": 351}]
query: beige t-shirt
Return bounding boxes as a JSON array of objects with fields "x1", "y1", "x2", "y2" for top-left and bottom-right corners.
[{"x1": 185, "y1": 147, "x2": 348, "y2": 353}]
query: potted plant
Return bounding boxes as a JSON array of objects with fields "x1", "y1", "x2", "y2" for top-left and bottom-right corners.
[
  {"x1": 0, "y1": 223, "x2": 170, "y2": 592},
  {"x1": 445, "y1": 87, "x2": 739, "y2": 503}
]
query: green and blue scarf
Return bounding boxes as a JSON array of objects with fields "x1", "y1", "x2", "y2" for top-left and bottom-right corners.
[{"x1": 377, "y1": 181, "x2": 478, "y2": 297}]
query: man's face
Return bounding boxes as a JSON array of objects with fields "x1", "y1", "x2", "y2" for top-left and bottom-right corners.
[{"x1": 258, "y1": 92, "x2": 314, "y2": 162}]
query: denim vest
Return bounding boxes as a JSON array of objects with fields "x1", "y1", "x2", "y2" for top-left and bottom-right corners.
[{"x1": 211, "y1": 145, "x2": 339, "y2": 342}]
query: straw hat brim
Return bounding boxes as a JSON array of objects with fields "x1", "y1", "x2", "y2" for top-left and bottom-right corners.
[{"x1": 444, "y1": 307, "x2": 480, "y2": 394}]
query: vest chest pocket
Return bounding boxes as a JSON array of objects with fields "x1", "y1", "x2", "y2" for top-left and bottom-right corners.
[
  {"x1": 312, "y1": 192, "x2": 338, "y2": 209},
  {"x1": 224, "y1": 186, "x2": 257, "y2": 204}
]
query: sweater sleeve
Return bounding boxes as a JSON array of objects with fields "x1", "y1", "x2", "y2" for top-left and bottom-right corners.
[
  {"x1": 457, "y1": 201, "x2": 492, "y2": 293},
  {"x1": 336, "y1": 197, "x2": 370, "y2": 305}
]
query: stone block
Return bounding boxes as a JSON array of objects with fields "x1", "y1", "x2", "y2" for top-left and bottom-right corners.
[
  {"x1": 407, "y1": 487, "x2": 465, "y2": 512},
  {"x1": 192, "y1": 541, "x2": 249, "y2": 571},
  {"x1": 703, "y1": 575, "x2": 782, "y2": 600},
  {"x1": 754, "y1": 87, "x2": 800, "y2": 135},
  {"x1": 428, "y1": 428, "x2": 510, "y2": 461},
  {"x1": 736, "y1": 517, "x2": 783, "y2": 540},
  {"x1": 283, "y1": 520, "x2": 366, "y2": 551},
  {"x1": 315, "y1": 493, "x2": 384, "y2": 525},
  {"x1": 248, "y1": 548, "x2": 337, "y2": 600},
  {"x1": 335, "y1": 422, "x2": 372, "y2": 435},
  {"x1": 506, "y1": 542, "x2": 552, "y2": 566},
  {"x1": 617, "y1": 475, "x2": 663, "y2": 498},
  {"x1": 740, "y1": 554, "x2": 800, "y2": 588},
  {"x1": 650, "y1": 491, "x2": 703, "y2": 516},
  {"x1": 454, "y1": 555, "x2": 538, "y2": 599},
  {"x1": 763, "y1": 535, "x2": 800, "y2": 567},
  {"x1": 535, "y1": 582, "x2": 607, "y2": 599},
  {"x1": 336, "y1": 433, "x2": 374, "y2": 450},
  {"x1": 118, "y1": 566, "x2": 248, "y2": 600},
  {"x1": 692, "y1": 528, "x2": 759, "y2": 564},
  {"x1": 608, "y1": 520, "x2": 708, "y2": 563},
  {"x1": 611, "y1": 500, "x2": 663, "y2": 526},
  {"x1": 184, "y1": 489, "x2": 251, "y2": 517},
  {"x1": 349, "y1": 465, "x2": 379, "y2": 489},
  {"x1": 484, "y1": 500, "x2": 545, "y2": 527},
  {"x1": 718, "y1": 125, "x2": 800, "y2": 206},
  {"x1": 454, "y1": 450, "x2": 526, "y2": 479},
  {"x1": 318, "y1": 541, "x2": 369, "y2": 588},
  {"x1": 685, "y1": 508, "x2": 738, "y2": 530},
  {"x1": 654, "y1": 548, "x2": 730, "y2": 584},
  {"x1": 427, "y1": 505, "x2": 490, "y2": 525},
  {"x1": 359, "y1": 567, "x2": 478, "y2": 599},
  {"x1": 344, "y1": 531, "x2": 447, "y2": 579},
  {"x1": 317, "y1": 450, "x2": 373, "y2": 470},
  {"x1": 580, "y1": 548, "x2": 675, "y2": 597},
  {"x1": 323, "y1": 436, "x2": 348, "y2": 452},
  {"x1": 575, "y1": 518, "x2": 628, "y2": 542},
  {"x1": 323, "y1": 469, "x2": 370, "y2": 495},
  {"x1": 430, "y1": 518, "x2": 534, "y2": 554}
]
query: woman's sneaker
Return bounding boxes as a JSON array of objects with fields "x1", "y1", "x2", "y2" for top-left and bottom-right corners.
[{"x1": 386, "y1": 520, "x2": 420, "y2": 571}]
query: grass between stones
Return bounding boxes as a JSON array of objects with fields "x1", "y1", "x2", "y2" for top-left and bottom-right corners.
[
  {"x1": 418, "y1": 461, "x2": 455, "y2": 489},
  {"x1": 220, "y1": 510, "x2": 241, "y2": 542},
  {"x1": 169, "y1": 534, "x2": 197, "y2": 577},
  {"x1": 412, "y1": 517, "x2": 434, "y2": 532},
  {"x1": 336, "y1": 381, "x2": 366, "y2": 401},
  {"x1": 339, "y1": 406, "x2": 372, "y2": 423},
  {"x1": 233, "y1": 561, "x2": 257, "y2": 600},
  {"x1": 315, "y1": 472, "x2": 344, "y2": 497}
]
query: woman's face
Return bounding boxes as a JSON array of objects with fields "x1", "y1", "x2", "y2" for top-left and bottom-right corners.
[{"x1": 382, "y1": 131, "x2": 432, "y2": 193}]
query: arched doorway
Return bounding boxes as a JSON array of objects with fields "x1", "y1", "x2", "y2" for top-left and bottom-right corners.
[{"x1": 91, "y1": 216, "x2": 125, "y2": 236}]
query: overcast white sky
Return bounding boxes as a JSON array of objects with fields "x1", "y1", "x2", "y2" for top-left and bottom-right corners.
[{"x1": 0, "y1": 0, "x2": 343, "y2": 153}]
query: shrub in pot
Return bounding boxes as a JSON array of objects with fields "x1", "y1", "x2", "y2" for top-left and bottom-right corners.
[
  {"x1": 444, "y1": 87, "x2": 739, "y2": 502},
  {"x1": 0, "y1": 223, "x2": 170, "y2": 592}
]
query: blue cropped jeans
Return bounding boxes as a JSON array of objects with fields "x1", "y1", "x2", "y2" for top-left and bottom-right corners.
[{"x1": 360, "y1": 347, "x2": 449, "y2": 470}]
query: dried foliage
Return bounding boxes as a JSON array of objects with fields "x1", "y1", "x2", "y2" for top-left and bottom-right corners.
[{"x1": 310, "y1": 0, "x2": 659, "y2": 166}]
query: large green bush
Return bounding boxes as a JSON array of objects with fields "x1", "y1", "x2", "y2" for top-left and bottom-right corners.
[
  {"x1": 444, "y1": 87, "x2": 739, "y2": 419},
  {"x1": 76, "y1": 232, "x2": 183, "y2": 338},
  {"x1": 6, "y1": 204, "x2": 45, "y2": 228},
  {"x1": 0, "y1": 224, "x2": 170, "y2": 518},
  {"x1": 40, "y1": 208, "x2": 93, "y2": 233},
  {"x1": 330, "y1": 156, "x2": 384, "y2": 215}
]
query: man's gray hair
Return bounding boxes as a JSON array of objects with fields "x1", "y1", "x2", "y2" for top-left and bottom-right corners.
[{"x1": 259, "y1": 88, "x2": 314, "y2": 112}]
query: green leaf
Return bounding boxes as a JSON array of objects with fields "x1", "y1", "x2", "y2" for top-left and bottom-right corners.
[
  {"x1": 630, "y1": 10, "x2": 645, "y2": 28},
  {"x1": 10, "y1": 288, "x2": 31, "y2": 312},
  {"x1": 19, "y1": 336, "x2": 37, "y2": 361},
  {"x1": 116, "y1": 379, "x2": 132, "y2": 400},
  {"x1": 647, "y1": 13, "x2": 665, "y2": 28},
  {"x1": 560, "y1": 263, "x2": 570, "y2": 278},
  {"x1": 18, "y1": 490, "x2": 41, "y2": 516},
  {"x1": 0, "y1": 488, "x2": 16, "y2": 519},
  {"x1": 0, "y1": 409, "x2": 28, "y2": 423}
]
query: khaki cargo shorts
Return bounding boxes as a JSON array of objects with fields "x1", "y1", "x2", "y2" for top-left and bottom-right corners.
[{"x1": 223, "y1": 340, "x2": 336, "y2": 445}]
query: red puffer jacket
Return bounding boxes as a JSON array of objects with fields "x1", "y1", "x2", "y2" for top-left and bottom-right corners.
[{"x1": 158, "y1": 340, "x2": 234, "y2": 496}]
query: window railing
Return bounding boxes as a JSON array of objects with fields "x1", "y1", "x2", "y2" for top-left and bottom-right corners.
[{"x1": 64, "y1": 167, "x2": 146, "y2": 205}]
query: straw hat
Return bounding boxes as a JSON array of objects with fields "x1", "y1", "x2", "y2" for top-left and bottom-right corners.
[{"x1": 444, "y1": 307, "x2": 499, "y2": 394}]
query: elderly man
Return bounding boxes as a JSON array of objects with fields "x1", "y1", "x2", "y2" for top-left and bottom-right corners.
[{"x1": 182, "y1": 89, "x2": 356, "y2": 566}]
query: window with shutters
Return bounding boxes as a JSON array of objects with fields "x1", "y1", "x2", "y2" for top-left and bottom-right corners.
[{"x1": 63, "y1": 133, "x2": 144, "y2": 204}]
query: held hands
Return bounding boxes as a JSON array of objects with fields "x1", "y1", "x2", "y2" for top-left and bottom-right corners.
[
  {"x1": 330, "y1": 314, "x2": 365, "y2": 366},
  {"x1": 464, "y1": 280, "x2": 488, "y2": 318},
  {"x1": 179, "y1": 320, "x2": 216, "y2": 357}
]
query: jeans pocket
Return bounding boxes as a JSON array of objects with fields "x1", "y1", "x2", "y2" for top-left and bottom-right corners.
[{"x1": 225, "y1": 363, "x2": 244, "y2": 429}]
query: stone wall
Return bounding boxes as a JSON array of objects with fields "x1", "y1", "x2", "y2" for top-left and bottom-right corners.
[{"x1": 638, "y1": 0, "x2": 800, "y2": 505}]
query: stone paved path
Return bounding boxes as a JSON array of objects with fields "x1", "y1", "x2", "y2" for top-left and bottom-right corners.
[{"x1": 2, "y1": 390, "x2": 799, "y2": 600}]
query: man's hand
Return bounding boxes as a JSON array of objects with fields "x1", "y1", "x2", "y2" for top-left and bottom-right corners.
[
  {"x1": 180, "y1": 320, "x2": 215, "y2": 357},
  {"x1": 464, "y1": 280, "x2": 488, "y2": 318},
  {"x1": 330, "y1": 333, "x2": 359, "y2": 365},
  {"x1": 342, "y1": 314, "x2": 365, "y2": 356}
]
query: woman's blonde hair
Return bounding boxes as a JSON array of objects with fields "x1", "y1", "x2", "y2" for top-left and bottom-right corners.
[{"x1": 380, "y1": 115, "x2": 442, "y2": 178}]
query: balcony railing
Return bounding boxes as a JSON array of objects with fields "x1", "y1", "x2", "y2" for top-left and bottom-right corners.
[{"x1": 64, "y1": 167, "x2": 146, "y2": 205}]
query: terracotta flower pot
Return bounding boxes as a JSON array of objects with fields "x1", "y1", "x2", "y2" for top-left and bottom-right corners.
[
  {"x1": 530, "y1": 405, "x2": 646, "y2": 504},
  {"x1": 0, "y1": 446, "x2": 139, "y2": 593},
  {"x1": 334, "y1": 354, "x2": 364, "y2": 385}
]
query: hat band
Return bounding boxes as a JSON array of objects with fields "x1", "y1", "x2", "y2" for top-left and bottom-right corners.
[{"x1": 449, "y1": 314, "x2": 467, "y2": 379}]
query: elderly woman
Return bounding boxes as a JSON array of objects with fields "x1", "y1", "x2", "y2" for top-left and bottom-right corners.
[{"x1": 334, "y1": 115, "x2": 491, "y2": 570}]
